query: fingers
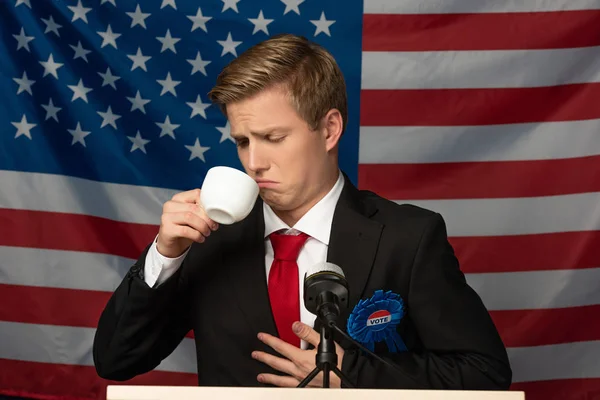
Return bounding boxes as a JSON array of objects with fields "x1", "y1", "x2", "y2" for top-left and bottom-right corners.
[
  {"x1": 170, "y1": 188, "x2": 201, "y2": 204},
  {"x1": 257, "y1": 373, "x2": 299, "y2": 387},
  {"x1": 252, "y1": 351, "x2": 298, "y2": 378},
  {"x1": 257, "y1": 333, "x2": 300, "y2": 361},
  {"x1": 292, "y1": 322, "x2": 321, "y2": 347},
  {"x1": 162, "y1": 211, "x2": 214, "y2": 240}
]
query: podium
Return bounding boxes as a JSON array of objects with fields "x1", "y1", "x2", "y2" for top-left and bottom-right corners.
[{"x1": 107, "y1": 386, "x2": 525, "y2": 400}]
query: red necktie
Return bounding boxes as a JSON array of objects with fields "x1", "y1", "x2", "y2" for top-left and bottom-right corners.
[{"x1": 268, "y1": 231, "x2": 309, "y2": 347}]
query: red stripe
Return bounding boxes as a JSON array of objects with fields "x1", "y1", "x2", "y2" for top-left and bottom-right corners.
[
  {"x1": 0, "y1": 208, "x2": 157, "y2": 258},
  {"x1": 360, "y1": 83, "x2": 600, "y2": 126},
  {"x1": 359, "y1": 155, "x2": 600, "y2": 200},
  {"x1": 449, "y1": 231, "x2": 600, "y2": 274},
  {"x1": 363, "y1": 10, "x2": 600, "y2": 51},
  {"x1": 491, "y1": 305, "x2": 600, "y2": 348},
  {"x1": 0, "y1": 359, "x2": 196, "y2": 400},
  {"x1": 511, "y1": 378, "x2": 600, "y2": 400},
  {"x1": 0, "y1": 284, "x2": 194, "y2": 339}
]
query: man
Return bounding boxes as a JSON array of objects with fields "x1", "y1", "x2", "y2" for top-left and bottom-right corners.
[{"x1": 93, "y1": 33, "x2": 512, "y2": 389}]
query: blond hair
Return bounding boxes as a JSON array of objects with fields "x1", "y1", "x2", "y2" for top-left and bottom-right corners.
[{"x1": 208, "y1": 33, "x2": 348, "y2": 133}]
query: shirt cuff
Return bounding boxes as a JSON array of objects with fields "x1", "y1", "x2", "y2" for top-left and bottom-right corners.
[{"x1": 143, "y1": 235, "x2": 190, "y2": 288}]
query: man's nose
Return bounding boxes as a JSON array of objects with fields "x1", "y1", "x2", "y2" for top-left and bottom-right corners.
[{"x1": 247, "y1": 142, "x2": 269, "y2": 172}]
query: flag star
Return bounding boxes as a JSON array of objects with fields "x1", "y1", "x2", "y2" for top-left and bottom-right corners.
[
  {"x1": 248, "y1": 10, "x2": 273, "y2": 35},
  {"x1": 188, "y1": 7, "x2": 212, "y2": 32},
  {"x1": 68, "y1": 122, "x2": 91, "y2": 146},
  {"x1": 281, "y1": 0, "x2": 304, "y2": 15},
  {"x1": 39, "y1": 53, "x2": 64, "y2": 79},
  {"x1": 128, "y1": 131, "x2": 150, "y2": 154},
  {"x1": 70, "y1": 41, "x2": 92, "y2": 62},
  {"x1": 127, "y1": 90, "x2": 151, "y2": 113},
  {"x1": 15, "y1": 0, "x2": 31, "y2": 8},
  {"x1": 156, "y1": 115, "x2": 180, "y2": 139},
  {"x1": 68, "y1": 0, "x2": 92, "y2": 23},
  {"x1": 127, "y1": 47, "x2": 151, "y2": 71},
  {"x1": 187, "y1": 51, "x2": 211, "y2": 76},
  {"x1": 187, "y1": 95, "x2": 210, "y2": 119},
  {"x1": 156, "y1": 29, "x2": 180, "y2": 54},
  {"x1": 161, "y1": 0, "x2": 177, "y2": 9},
  {"x1": 12, "y1": 115, "x2": 36, "y2": 139},
  {"x1": 157, "y1": 72, "x2": 181, "y2": 96},
  {"x1": 218, "y1": 32, "x2": 242, "y2": 57},
  {"x1": 97, "y1": 25, "x2": 121, "y2": 49},
  {"x1": 101, "y1": 0, "x2": 116, "y2": 5},
  {"x1": 41, "y1": 16, "x2": 62, "y2": 37},
  {"x1": 185, "y1": 138, "x2": 210, "y2": 162},
  {"x1": 41, "y1": 98, "x2": 62, "y2": 122},
  {"x1": 13, "y1": 71, "x2": 35, "y2": 95},
  {"x1": 67, "y1": 78, "x2": 93, "y2": 103},
  {"x1": 98, "y1": 67, "x2": 120, "y2": 89},
  {"x1": 97, "y1": 105, "x2": 121, "y2": 129},
  {"x1": 127, "y1": 4, "x2": 151, "y2": 28},
  {"x1": 221, "y1": 0, "x2": 241, "y2": 13},
  {"x1": 216, "y1": 121, "x2": 233, "y2": 143},
  {"x1": 310, "y1": 12, "x2": 335, "y2": 36},
  {"x1": 13, "y1": 28, "x2": 35, "y2": 52}
]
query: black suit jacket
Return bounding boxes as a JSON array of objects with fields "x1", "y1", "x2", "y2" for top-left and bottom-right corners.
[{"x1": 93, "y1": 174, "x2": 512, "y2": 389}]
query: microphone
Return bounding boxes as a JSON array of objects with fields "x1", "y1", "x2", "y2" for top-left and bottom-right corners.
[{"x1": 303, "y1": 262, "x2": 349, "y2": 328}]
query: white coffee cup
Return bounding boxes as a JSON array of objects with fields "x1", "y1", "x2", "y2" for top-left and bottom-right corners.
[{"x1": 200, "y1": 166, "x2": 259, "y2": 225}]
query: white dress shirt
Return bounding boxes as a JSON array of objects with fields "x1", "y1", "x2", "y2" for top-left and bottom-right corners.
[{"x1": 143, "y1": 170, "x2": 345, "y2": 349}]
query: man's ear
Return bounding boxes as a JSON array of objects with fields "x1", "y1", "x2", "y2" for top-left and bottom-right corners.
[{"x1": 322, "y1": 109, "x2": 343, "y2": 152}]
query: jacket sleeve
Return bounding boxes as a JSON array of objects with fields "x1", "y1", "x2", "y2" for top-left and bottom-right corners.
[
  {"x1": 92, "y1": 244, "x2": 193, "y2": 381},
  {"x1": 341, "y1": 212, "x2": 512, "y2": 390}
]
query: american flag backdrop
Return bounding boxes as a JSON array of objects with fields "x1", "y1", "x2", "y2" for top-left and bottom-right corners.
[{"x1": 1, "y1": 0, "x2": 599, "y2": 399}]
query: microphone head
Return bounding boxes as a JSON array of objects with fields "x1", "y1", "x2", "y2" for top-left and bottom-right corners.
[
  {"x1": 305, "y1": 261, "x2": 345, "y2": 280},
  {"x1": 304, "y1": 262, "x2": 349, "y2": 316}
]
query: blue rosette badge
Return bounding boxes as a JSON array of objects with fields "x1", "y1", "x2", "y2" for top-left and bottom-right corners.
[{"x1": 347, "y1": 289, "x2": 407, "y2": 353}]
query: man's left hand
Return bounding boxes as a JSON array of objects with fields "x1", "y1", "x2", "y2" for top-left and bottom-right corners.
[{"x1": 252, "y1": 321, "x2": 345, "y2": 388}]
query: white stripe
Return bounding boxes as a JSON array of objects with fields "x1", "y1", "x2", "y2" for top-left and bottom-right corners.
[
  {"x1": 399, "y1": 192, "x2": 600, "y2": 237},
  {"x1": 0, "y1": 246, "x2": 133, "y2": 292},
  {"x1": 362, "y1": 47, "x2": 600, "y2": 89},
  {"x1": 508, "y1": 341, "x2": 600, "y2": 383},
  {"x1": 364, "y1": 0, "x2": 600, "y2": 14},
  {"x1": 0, "y1": 170, "x2": 176, "y2": 224},
  {"x1": 359, "y1": 120, "x2": 600, "y2": 164},
  {"x1": 0, "y1": 321, "x2": 196, "y2": 374},
  {"x1": 466, "y1": 268, "x2": 600, "y2": 311}
]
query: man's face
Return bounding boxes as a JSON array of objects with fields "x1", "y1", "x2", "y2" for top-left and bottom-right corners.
[{"x1": 226, "y1": 85, "x2": 334, "y2": 213}]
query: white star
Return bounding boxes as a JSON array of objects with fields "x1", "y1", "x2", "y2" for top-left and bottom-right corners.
[
  {"x1": 188, "y1": 7, "x2": 212, "y2": 32},
  {"x1": 161, "y1": 0, "x2": 177, "y2": 9},
  {"x1": 156, "y1": 29, "x2": 180, "y2": 54},
  {"x1": 41, "y1": 98, "x2": 62, "y2": 122},
  {"x1": 41, "y1": 16, "x2": 62, "y2": 37},
  {"x1": 68, "y1": 0, "x2": 92, "y2": 23},
  {"x1": 128, "y1": 131, "x2": 150, "y2": 154},
  {"x1": 156, "y1": 115, "x2": 180, "y2": 139},
  {"x1": 97, "y1": 105, "x2": 121, "y2": 129},
  {"x1": 218, "y1": 32, "x2": 242, "y2": 57},
  {"x1": 101, "y1": 0, "x2": 116, "y2": 5},
  {"x1": 127, "y1": 4, "x2": 151, "y2": 29},
  {"x1": 248, "y1": 10, "x2": 273, "y2": 35},
  {"x1": 281, "y1": 0, "x2": 304, "y2": 15},
  {"x1": 12, "y1": 115, "x2": 36, "y2": 139},
  {"x1": 187, "y1": 95, "x2": 210, "y2": 119},
  {"x1": 67, "y1": 78, "x2": 93, "y2": 103},
  {"x1": 127, "y1": 90, "x2": 151, "y2": 113},
  {"x1": 185, "y1": 138, "x2": 210, "y2": 162},
  {"x1": 157, "y1": 72, "x2": 181, "y2": 97},
  {"x1": 70, "y1": 41, "x2": 92, "y2": 62},
  {"x1": 97, "y1": 25, "x2": 121, "y2": 49},
  {"x1": 13, "y1": 28, "x2": 34, "y2": 52},
  {"x1": 98, "y1": 67, "x2": 120, "y2": 89},
  {"x1": 221, "y1": 0, "x2": 241, "y2": 13},
  {"x1": 13, "y1": 71, "x2": 35, "y2": 95},
  {"x1": 216, "y1": 121, "x2": 234, "y2": 143},
  {"x1": 15, "y1": 0, "x2": 31, "y2": 8},
  {"x1": 68, "y1": 122, "x2": 91, "y2": 146},
  {"x1": 310, "y1": 12, "x2": 335, "y2": 36},
  {"x1": 39, "y1": 53, "x2": 63, "y2": 79},
  {"x1": 187, "y1": 51, "x2": 211, "y2": 76},
  {"x1": 127, "y1": 47, "x2": 151, "y2": 71}
]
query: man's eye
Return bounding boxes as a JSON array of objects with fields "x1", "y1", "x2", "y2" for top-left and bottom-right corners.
[{"x1": 235, "y1": 139, "x2": 248, "y2": 147}]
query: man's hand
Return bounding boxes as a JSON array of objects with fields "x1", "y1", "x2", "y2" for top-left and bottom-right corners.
[{"x1": 252, "y1": 321, "x2": 345, "y2": 388}]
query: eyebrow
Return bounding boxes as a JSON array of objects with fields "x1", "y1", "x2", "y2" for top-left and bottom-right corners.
[{"x1": 230, "y1": 127, "x2": 292, "y2": 139}]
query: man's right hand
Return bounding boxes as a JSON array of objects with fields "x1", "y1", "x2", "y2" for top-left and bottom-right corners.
[{"x1": 156, "y1": 189, "x2": 219, "y2": 258}]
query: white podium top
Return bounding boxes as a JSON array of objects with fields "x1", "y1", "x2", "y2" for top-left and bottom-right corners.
[{"x1": 107, "y1": 385, "x2": 525, "y2": 400}]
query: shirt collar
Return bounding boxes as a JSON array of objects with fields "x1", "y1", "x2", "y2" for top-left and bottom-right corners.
[{"x1": 263, "y1": 170, "x2": 344, "y2": 245}]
